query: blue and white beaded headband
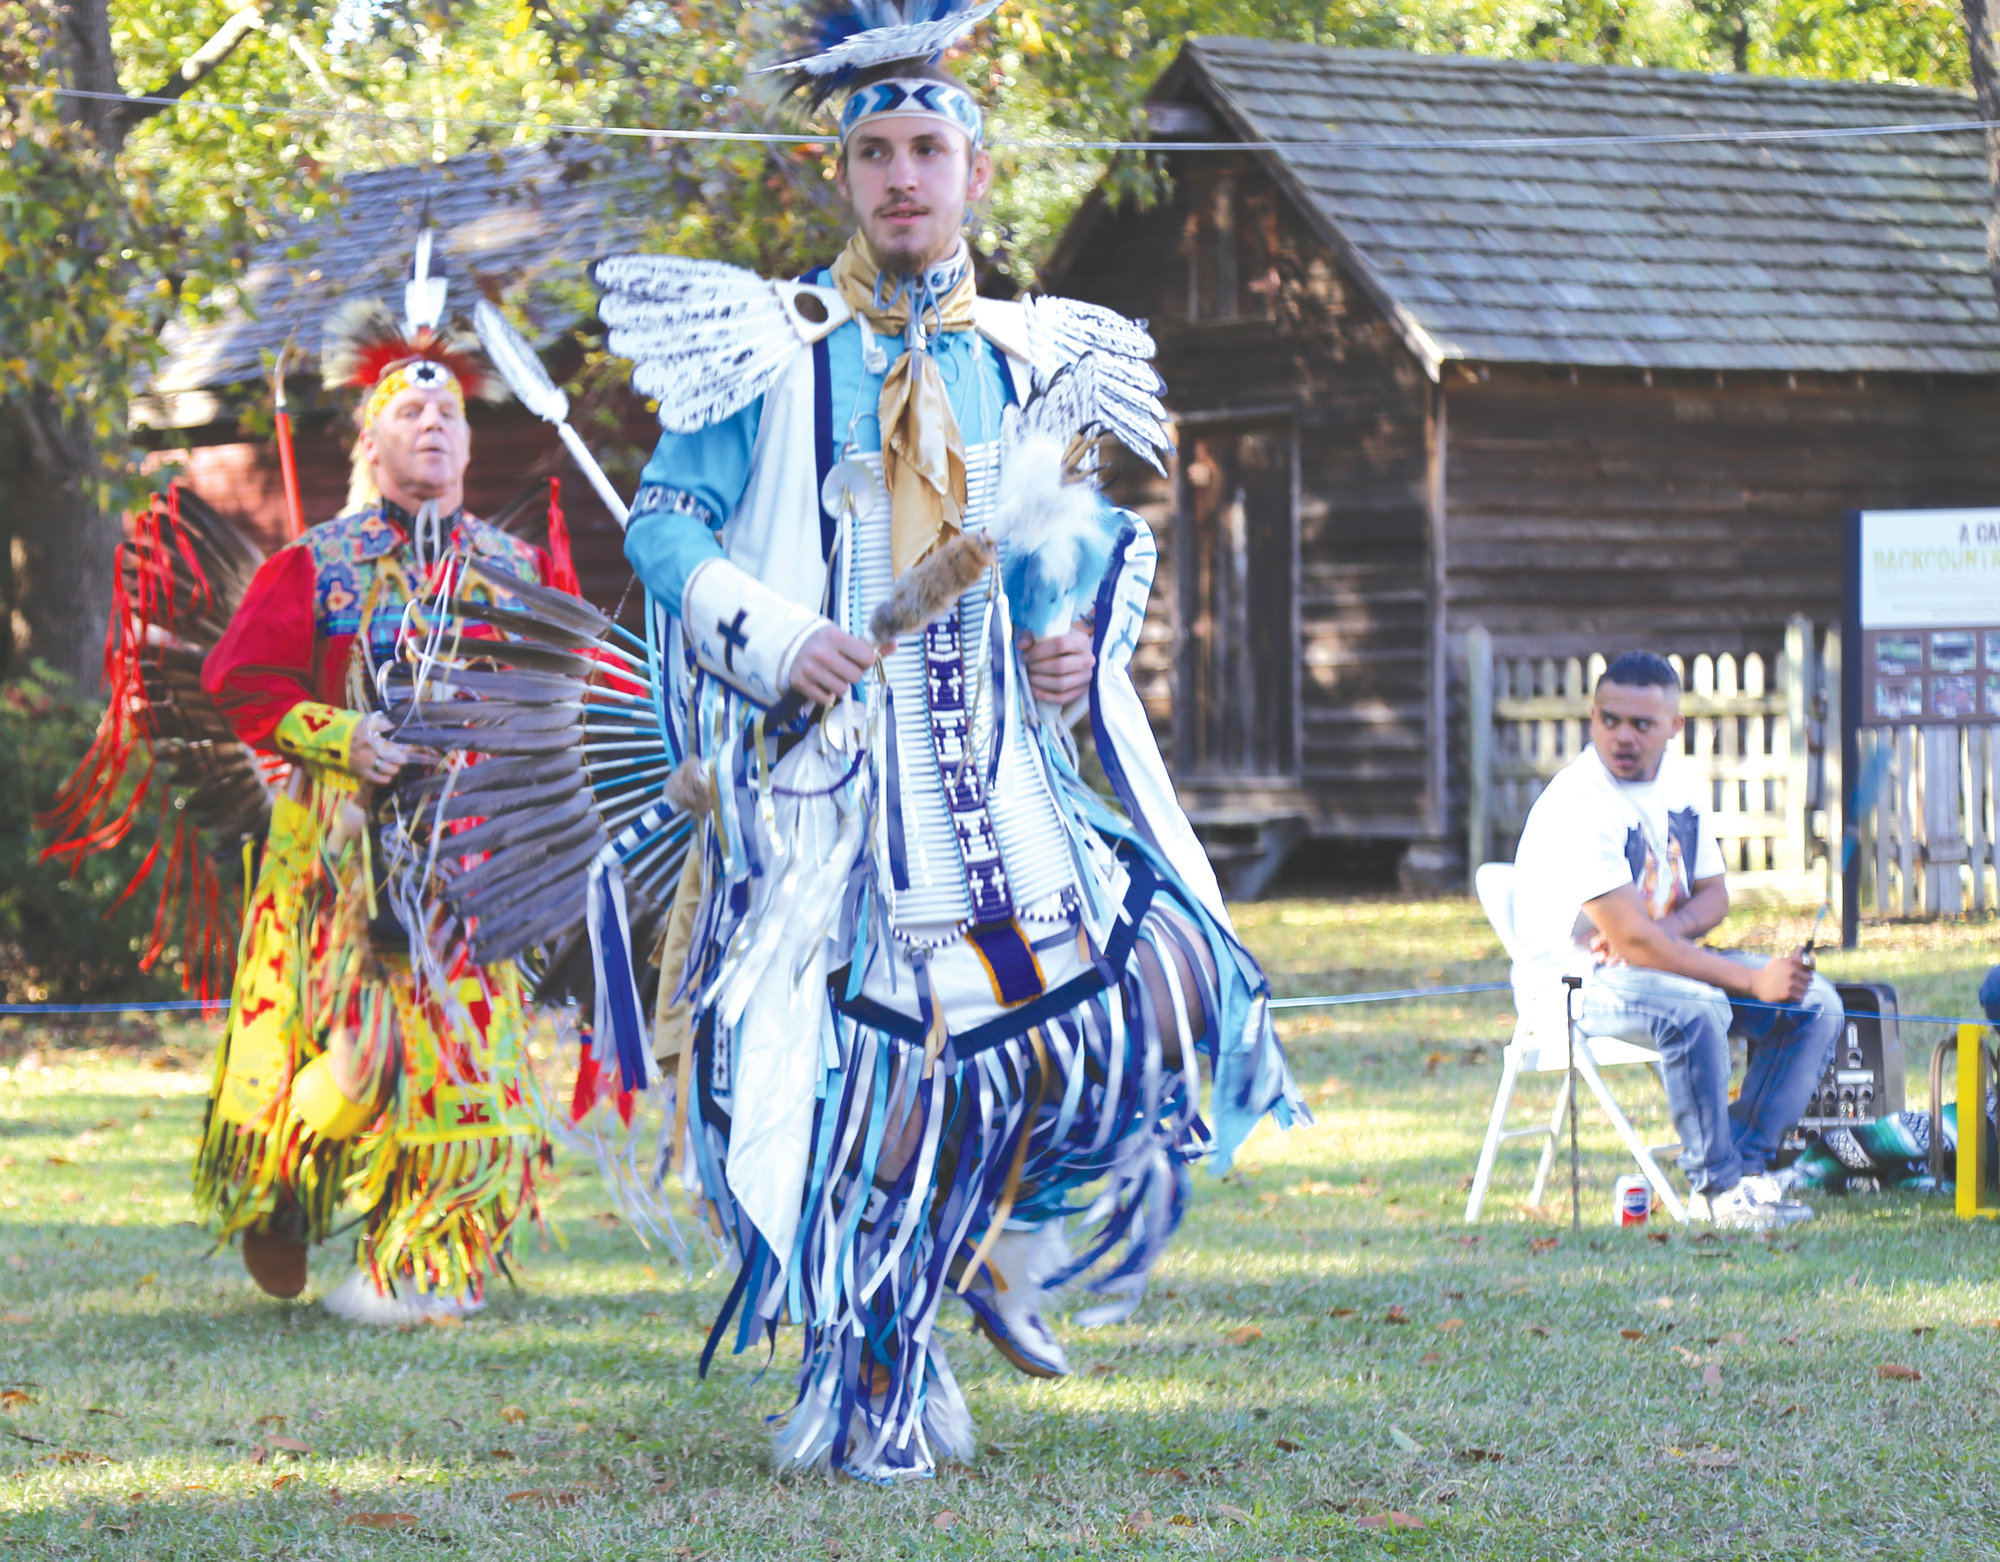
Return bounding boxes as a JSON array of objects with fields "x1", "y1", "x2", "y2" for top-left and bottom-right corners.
[{"x1": 839, "y1": 76, "x2": 984, "y2": 147}]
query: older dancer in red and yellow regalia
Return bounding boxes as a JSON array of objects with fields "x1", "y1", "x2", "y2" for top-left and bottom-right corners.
[{"x1": 193, "y1": 239, "x2": 565, "y2": 1321}]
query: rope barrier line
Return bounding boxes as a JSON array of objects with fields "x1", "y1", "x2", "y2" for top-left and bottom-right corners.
[
  {"x1": 0, "y1": 983, "x2": 1988, "y2": 1027},
  {"x1": 0, "y1": 1000, "x2": 213, "y2": 1015},
  {"x1": 1270, "y1": 980, "x2": 1997, "y2": 1031},
  {"x1": 1270, "y1": 981, "x2": 1510, "y2": 1009},
  {"x1": 16, "y1": 83, "x2": 2000, "y2": 156}
]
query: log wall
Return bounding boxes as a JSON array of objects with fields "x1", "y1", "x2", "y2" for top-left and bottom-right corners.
[
  {"x1": 1052, "y1": 156, "x2": 1440, "y2": 839},
  {"x1": 1443, "y1": 366, "x2": 2000, "y2": 659}
]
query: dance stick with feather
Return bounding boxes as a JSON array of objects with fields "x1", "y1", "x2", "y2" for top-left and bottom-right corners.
[{"x1": 474, "y1": 300, "x2": 631, "y2": 527}]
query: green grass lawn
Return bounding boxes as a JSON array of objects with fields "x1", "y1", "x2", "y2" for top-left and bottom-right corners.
[{"x1": 2, "y1": 898, "x2": 1998, "y2": 1560}]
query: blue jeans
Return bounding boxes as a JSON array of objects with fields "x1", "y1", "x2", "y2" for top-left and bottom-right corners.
[{"x1": 1578, "y1": 954, "x2": 1843, "y2": 1194}]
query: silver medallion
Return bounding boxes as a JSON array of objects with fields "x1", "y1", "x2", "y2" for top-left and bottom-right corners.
[{"x1": 821, "y1": 458, "x2": 879, "y2": 518}]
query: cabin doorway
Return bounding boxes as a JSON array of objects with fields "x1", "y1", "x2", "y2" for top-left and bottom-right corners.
[{"x1": 1175, "y1": 419, "x2": 1299, "y2": 781}]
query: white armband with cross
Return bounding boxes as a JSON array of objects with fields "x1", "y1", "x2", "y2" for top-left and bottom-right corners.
[{"x1": 681, "y1": 557, "x2": 827, "y2": 707}]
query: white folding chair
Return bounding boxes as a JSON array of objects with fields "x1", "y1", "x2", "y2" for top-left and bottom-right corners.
[{"x1": 1465, "y1": 863, "x2": 1687, "y2": 1224}]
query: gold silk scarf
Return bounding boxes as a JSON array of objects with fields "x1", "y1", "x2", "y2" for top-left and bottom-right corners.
[{"x1": 829, "y1": 235, "x2": 979, "y2": 577}]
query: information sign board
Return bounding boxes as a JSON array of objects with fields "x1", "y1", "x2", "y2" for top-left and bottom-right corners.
[{"x1": 1852, "y1": 509, "x2": 2000, "y2": 726}]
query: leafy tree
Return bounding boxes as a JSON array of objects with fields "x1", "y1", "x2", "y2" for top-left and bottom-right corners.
[{"x1": 0, "y1": 1, "x2": 340, "y2": 687}]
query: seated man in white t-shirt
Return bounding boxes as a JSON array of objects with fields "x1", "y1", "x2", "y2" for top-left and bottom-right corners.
[{"x1": 1510, "y1": 652, "x2": 1843, "y2": 1230}]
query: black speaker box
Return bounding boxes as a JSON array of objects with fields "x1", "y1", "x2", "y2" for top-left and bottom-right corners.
[{"x1": 1776, "y1": 981, "x2": 1903, "y2": 1163}]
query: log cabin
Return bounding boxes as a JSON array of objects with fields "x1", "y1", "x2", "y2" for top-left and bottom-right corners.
[{"x1": 1042, "y1": 40, "x2": 2000, "y2": 892}]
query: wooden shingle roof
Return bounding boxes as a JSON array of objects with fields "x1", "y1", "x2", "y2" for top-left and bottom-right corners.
[
  {"x1": 1166, "y1": 39, "x2": 2000, "y2": 376},
  {"x1": 139, "y1": 143, "x2": 654, "y2": 428}
]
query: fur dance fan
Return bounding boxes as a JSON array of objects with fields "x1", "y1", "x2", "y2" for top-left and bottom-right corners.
[{"x1": 758, "y1": 0, "x2": 1001, "y2": 109}]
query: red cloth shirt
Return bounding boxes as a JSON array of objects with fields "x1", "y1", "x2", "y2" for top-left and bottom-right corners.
[{"x1": 203, "y1": 506, "x2": 550, "y2": 753}]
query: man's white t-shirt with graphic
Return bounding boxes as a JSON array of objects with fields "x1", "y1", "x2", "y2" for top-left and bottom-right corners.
[{"x1": 1507, "y1": 745, "x2": 1726, "y2": 1011}]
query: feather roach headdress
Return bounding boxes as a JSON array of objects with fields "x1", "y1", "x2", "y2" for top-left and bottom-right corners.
[
  {"x1": 321, "y1": 227, "x2": 505, "y2": 421},
  {"x1": 758, "y1": 0, "x2": 998, "y2": 137}
]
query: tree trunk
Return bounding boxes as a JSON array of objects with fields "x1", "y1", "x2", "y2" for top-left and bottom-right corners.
[
  {"x1": 1963, "y1": 0, "x2": 2000, "y2": 306},
  {"x1": 8, "y1": 396, "x2": 119, "y2": 690}
]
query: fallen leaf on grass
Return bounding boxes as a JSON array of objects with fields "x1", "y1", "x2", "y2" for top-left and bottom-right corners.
[
  {"x1": 1274, "y1": 1438, "x2": 1304, "y2": 1452},
  {"x1": 1120, "y1": 1508, "x2": 1153, "y2": 1533},
  {"x1": 1695, "y1": 1451, "x2": 1738, "y2": 1471},
  {"x1": 270, "y1": 1474, "x2": 297, "y2": 1491},
  {"x1": 499, "y1": 1406, "x2": 528, "y2": 1425},
  {"x1": 267, "y1": 1436, "x2": 311, "y2": 1455},
  {"x1": 134, "y1": 1272, "x2": 156, "y2": 1289},
  {"x1": 1525, "y1": 1325, "x2": 1551, "y2": 1338},
  {"x1": 1620, "y1": 1329, "x2": 1646, "y2": 1341},
  {"x1": 649, "y1": 1477, "x2": 677, "y2": 1495},
  {"x1": 1974, "y1": 1318, "x2": 2000, "y2": 1329},
  {"x1": 1089, "y1": 1363, "x2": 1117, "y2": 1377},
  {"x1": 1383, "y1": 1306, "x2": 1409, "y2": 1325},
  {"x1": 1778, "y1": 1403, "x2": 1803, "y2": 1418},
  {"x1": 1225, "y1": 1325, "x2": 1263, "y2": 1346},
  {"x1": 932, "y1": 1510, "x2": 960, "y2": 1530},
  {"x1": 1438, "y1": 1318, "x2": 1464, "y2": 1333},
  {"x1": 423, "y1": 1313, "x2": 464, "y2": 1328},
  {"x1": 45, "y1": 1155, "x2": 72, "y2": 1167},
  {"x1": 1876, "y1": 1364, "x2": 1922, "y2": 1382},
  {"x1": 1418, "y1": 1352, "x2": 1443, "y2": 1366},
  {"x1": 1, "y1": 1390, "x2": 35, "y2": 1409},
  {"x1": 1455, "y1": 1448, "x2": 1505, "y2": 1463},
  {"x1": 506, "y1": 1489, "x2": 583, "y2": 1508},
  {"x1": 1144, "y1": 1465, "x2": 1191, "y2": 1483},
  {"x1": 1529, "y1": 1236, "x2": 1560, "y2": 1255},
  {"x1": 1357, "y1": 1511, "x2": 1426, "y2": 1530},
  {"x1": 84, "y1": 1407, "x2": 122, "y2": 1419},
  {"x1": 487, "y1": 1449, "x2": 516, "y2": 1460},
  {"x1": 1213, "y1": 1503, "x2": 1251, "y2": 1523},
  {"x1": 1328, "y1": 1308, "x2": 1357, "y2": 1319},
  {"x1": 1647, "y1": 1231, "x2": 1671, "y2": 1244},
  {"x1": 1168, "y1": 1514, "x2": 1195, "y2": 1527},
  {"x1": 50, "y1": 1450, "x2": 107, "y2": 1465},
  {"x1": 1389, "y1": 1427, "x2": 1424, "y2": 1454},
  {"x1": 1779, "y1": 1333, "x2": 1800, "y2": 1346},
  {"x1": 0, "y1": 1314, "x2": 29, "y2": 1325},
  {"x1": 343, "y1": 1513, "x2": 418, "y2": 1530},
  {"x1": 1701, "y1": 1364, "x2": 1724, "y2": 1391},
  {"x1": 252, "y1": 1415, "x2": 285, "y2": 1429},
  {"x1": 1911, "y1": 1325, "x2": 1936, "y2": 1337},
  {"x1": 592, "y1": 1212, "x2": 621, "y2": 1229}
]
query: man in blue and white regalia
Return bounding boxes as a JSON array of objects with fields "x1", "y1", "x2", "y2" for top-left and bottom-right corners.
[{"x1": 599, "y1": 2, "x2": 1303, "y2": 1482}]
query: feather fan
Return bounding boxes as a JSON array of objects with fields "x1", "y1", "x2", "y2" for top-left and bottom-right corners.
[{"x1": 381, "y1": 560, "x2": 688, "y2": 1009}]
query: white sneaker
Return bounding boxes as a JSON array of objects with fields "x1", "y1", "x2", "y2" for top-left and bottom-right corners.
[
  {"x1": 322, "y1": 1270, "x2": 486, "y2": 1324},
  {"x1": 1690, "y1": 1182, "x2": 1804, "y2": 1231},
  {"x1": 1740, "y1": 1173, "x2": 1815, "y2": 1224}
]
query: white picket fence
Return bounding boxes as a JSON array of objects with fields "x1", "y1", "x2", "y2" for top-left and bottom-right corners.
[{"x1": 1856, "y1": 724, "x2": 2000, "y2": 916}]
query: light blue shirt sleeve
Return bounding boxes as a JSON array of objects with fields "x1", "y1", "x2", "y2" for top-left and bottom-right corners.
[{"x1": 623, "y1": 396, "x2": 763, "y2": 616}]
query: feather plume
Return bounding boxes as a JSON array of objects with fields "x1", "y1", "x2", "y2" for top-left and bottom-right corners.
[
  {"x1": 992, "y1": 386, "x2": 1122, "y2": 639},
  {"x1": 321, "y1": 297, "x2": 504, "y2": 403},
  {"x1": 404, "y1": 227, "x2": 448, "y2": 336},
  {"x1": 759, "y1": 0, "x2": 1000, "y2": 108}
]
